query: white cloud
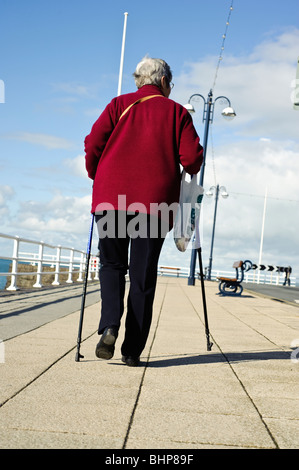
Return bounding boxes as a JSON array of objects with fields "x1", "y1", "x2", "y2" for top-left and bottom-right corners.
[
  {"x1": 63, "y1": 154, "x2": 89, "y2": 179},
  {"x1": 194, "y1": 136, "x2": 299, "y2": 276},
  {"x1": 10, "y1": 192, "x2": 93, "y2": 248},
  {"x1": 3, "y1": 132, "x2": 75, "y2": 150},
  {"x1": 168, "y1": 29, "x2": 299, "y2": 278},
  {"x1": 0, "y1": 185, "x2": 14, "y2": 218},
  {"x1": 84, "y1": 107, "x2": 103, "y2": 118},
  {"x1": 51, "y1": 82, "x2": 92, "y2": 97},
  {"x1": 173, "y1": 28, "x2": 299, "y2": 140},
  {"x1": 0, "y1": 185, "x2": 14, "y2": 203}
]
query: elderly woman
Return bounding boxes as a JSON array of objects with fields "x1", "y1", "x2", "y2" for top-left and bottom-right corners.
[{"x1": 85, "y1": 56, "x2": 203, "y2": 367}]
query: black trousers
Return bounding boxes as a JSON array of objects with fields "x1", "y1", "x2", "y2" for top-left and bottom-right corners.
[{"x1": 95, "y1": 211, "x2": 166, "y2": 357}]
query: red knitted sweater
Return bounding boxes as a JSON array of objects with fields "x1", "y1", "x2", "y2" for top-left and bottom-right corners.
[{"x1": 85, "y1": 85, "x2": 203, "y2": 216}]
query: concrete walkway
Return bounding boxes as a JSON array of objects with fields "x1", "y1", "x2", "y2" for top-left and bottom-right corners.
[{"x1": 0, "y1": 277, "x2": 298, "y2": 449}]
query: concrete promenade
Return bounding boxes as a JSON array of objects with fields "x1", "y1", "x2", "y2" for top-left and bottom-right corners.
[{"x1": 0, "y1": 277, "x2": 298, "y2": 450}]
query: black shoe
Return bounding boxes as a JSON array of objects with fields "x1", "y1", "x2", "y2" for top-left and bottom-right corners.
[
  {"x1": 95, "y1": 327, "x2": 118, "y2": 360},
  {"x1": 121, "y1": 355, "x2": 140, "y2": 367}
]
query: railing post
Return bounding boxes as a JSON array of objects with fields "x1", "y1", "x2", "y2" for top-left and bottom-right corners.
[
  {"x1": 88, "y1": 256, "x2": 93, "y2": 281},
  {"x1": 52, "y1": 245, "x2": 61, "y2": 286},
  {"x1": 33, "y1": 242, "x2": 44, "y2": 288},
  {"x1": 6, "y1": 236, "x2": 20, "y2": 291},
  {"x1": 77, "y1": 252, "x2": 84, "y2": 282},
  {"x1": 89, "y1": 255, "x2": 94, "y2": 279},
  {"x1": 66, "y1": 248, "x2": 74, "y2": 283},
  {"x1": 94, "y1": 256, "x2": 99, "y2": 281}
]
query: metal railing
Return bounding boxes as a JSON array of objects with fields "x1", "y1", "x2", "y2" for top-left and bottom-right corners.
[
  {"x1": 0, "y1": 233, "x2": 99, "y2": 291},
  {"x1": 210, "y1": 268, "x2": 296, "y2": 286},
  {"x1": 157, "y1": 264, "x2": 296, "y2": 286},
  {"x1": 158, "y1": 266, "x2": 189, "y2": 277},
  {"x1": 0, "y1": 233, "x2": 296, "y2": 289}
]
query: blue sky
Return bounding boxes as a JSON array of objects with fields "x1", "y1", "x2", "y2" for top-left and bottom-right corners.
[{"x1": 0, "y1": 0, "x2": 299, "y2": 280}]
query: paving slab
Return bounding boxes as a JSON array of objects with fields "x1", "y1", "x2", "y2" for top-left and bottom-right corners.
[{"x1": 0, "y1": 277, "x2": 298, "y2": 450}]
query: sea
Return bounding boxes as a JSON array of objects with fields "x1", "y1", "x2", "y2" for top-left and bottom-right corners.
[{"x1": 0, "y1": 259, "x2": 11, "y2": 290}]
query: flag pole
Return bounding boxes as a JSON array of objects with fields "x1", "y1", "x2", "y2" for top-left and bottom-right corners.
[
  {"x1": 117, "y1": 12, "x2": 129, "y2": 96},
  {"x1": 258, "y1": 187, "x2": 268, "y2": 284}
]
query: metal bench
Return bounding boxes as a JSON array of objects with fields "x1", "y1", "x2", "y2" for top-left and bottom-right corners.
[
  {"x1": 159, "y1": 266, "x2": 181, "y2": 277},
  {"x1": 217, "y1": 260, "x2": 252, "y2": 296}
]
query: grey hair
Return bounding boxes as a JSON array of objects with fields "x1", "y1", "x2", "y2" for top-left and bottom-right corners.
[{"x1": 133, "y1": 56, "x2": 173, "y2": 89}]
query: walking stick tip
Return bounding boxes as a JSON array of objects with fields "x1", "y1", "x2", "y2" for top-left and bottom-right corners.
[{"x1": 75, "y1": 352, "x2": 84, "y2": 362}]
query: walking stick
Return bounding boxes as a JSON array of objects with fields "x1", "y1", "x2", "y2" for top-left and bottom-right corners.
[
  {"x1": 197, "y1": 247, "x2": 213, "y2": 351},
  {"x1": 75, "y1": 213, "x2": 95, "y2": 362}
]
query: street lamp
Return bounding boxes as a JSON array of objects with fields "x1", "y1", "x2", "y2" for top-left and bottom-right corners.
[
  {"x1": 206, "y1": 185, "x2": 229, "y2": 280},
  {"x1": 184, "y1": 89, "x2": 236, "y2": 286}
]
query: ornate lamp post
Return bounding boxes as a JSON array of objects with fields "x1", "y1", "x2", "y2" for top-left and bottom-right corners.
[
  {"x1": 206, "y1": 185, "x2": 229, "y2": 280},
  {"x1": 184, "y1": 89, "x2": 236, "y2": 285}
]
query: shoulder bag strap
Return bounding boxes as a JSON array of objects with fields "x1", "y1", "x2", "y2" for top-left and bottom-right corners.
[{"x1": 118, "y1": 94, "x2": 162, "y2": 121}]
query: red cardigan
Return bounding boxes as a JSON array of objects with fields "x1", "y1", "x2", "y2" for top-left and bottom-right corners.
[{"x1": 85, "y1": 85, "x2": 203, "y2": 216}]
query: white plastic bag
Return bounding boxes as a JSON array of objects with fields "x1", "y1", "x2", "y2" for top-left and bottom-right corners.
[{"x1": 173, "y1": 171, "x2": 204, "y2": 252}]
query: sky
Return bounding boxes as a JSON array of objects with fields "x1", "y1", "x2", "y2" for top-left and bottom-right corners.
[{"x1": 0, "y1": 0, "x2": 299, "y2": 282}]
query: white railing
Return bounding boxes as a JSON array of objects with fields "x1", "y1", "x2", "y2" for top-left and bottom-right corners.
[
  {"x1": 0, "y1": 232, "x2": 296, "y2": 289},
  {"x1": 158, "y1": 266, "x2": 189, "y2": 277},
  {"x1": 205, "y1": 269, "x2": 296, "y2": 287},
  {"x1": 157, "y1": 264, "x2": 296, "y2": 286},
  {"x1": 0, "y1": 233, "x2": 99, "y2": 291},
  {"x1": 205, "y1": 268, "x2": 296, "y2": 287}
]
